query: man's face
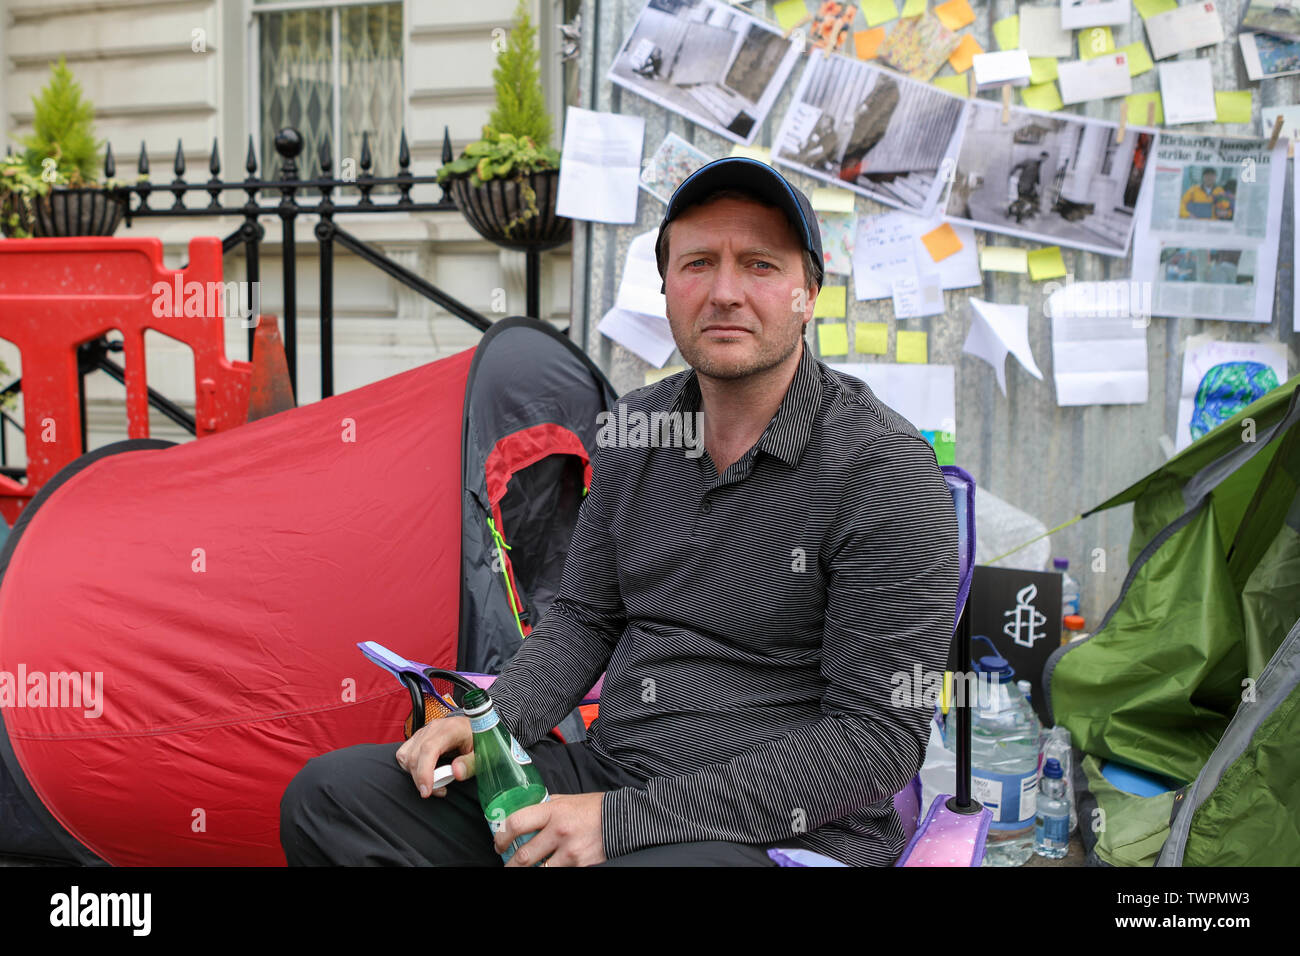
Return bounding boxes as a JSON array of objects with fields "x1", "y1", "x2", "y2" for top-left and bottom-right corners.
[
  {"x1": 662, "y1": 197, "x2": 815, "y2": 381},
  {"x1": 1202, "y1": 171, "x2": 1216, "y2": 188}
]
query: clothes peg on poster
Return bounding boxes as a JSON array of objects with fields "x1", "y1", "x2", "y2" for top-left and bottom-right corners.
[
  {"x1": 1117, "y1": 100, "x2": 1128, "y2": 144},
  {"x1": 1001, "y1": 85, "x2": 1011, "y2": 123},
  {"x1": 1268, "y1": 113, "x2": 1285, "y2": 150},
  {"x1": 1146, "y1": 102, "x2": 1155, "y2": 126},
  {"x1": 969, "y1": 70, "x2": 977, "y2": 97}
]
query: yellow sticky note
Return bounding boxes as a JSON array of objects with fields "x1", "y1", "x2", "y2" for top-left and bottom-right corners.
[
  {"x1": 1027, "y1": 246, "x2": 1067, "y2": 281},
  {"x1": 773, "y1": 0, "x2": 809, "y2": 33},
  {"x1": 1078, "y1": 27, "x2": 1114, "y2": 60},
  {"x1": 644, "y1": 365, "x2": 686, "y2": 386},
  {"x1": 818, "y1": 322, "x2": 849, "y2": 355},
  {"x1": 1135, "y1": 0, "x2": 1176, "y2": 18},
  {"x1": 729, "y1": 144, "x2": 773, "y2": 164},
  {"x1": 862, "y1": 0, "x2": 899, "y2": 27},
  {"x1": 979, "y1": 246, "x2": 1029, "y2": 273},
  {"x1": 933, "y1": 74, "x2": 971, "y2": 96},
  {"x1": 1029, "y1": 57, "x2": 1058, "y2": 84},
  {"x1": 948, "y1": 34, "x2": 984, "y2": 73},
  {"x1": 1021, "y1": 81, "x2": 1063, "y2": 113},
  {"x1": 855, "y1": 322, "x2": 889, "y2": 354},
  {"x1": 1216, "y1": 91, "x2": 1253, "y2": 124},
  {"x1": 811, "y1": 187, "x2": 856, "y2": 213},
  {"x1": 1126, "y1": 92, "x2": 1164, "y2": 126},
  {"x1": 814, "y1": 286, "x2": 847, "y2": 318},
  {"x1": 1116, "y1": 41, "x2": 1153, "y2": 77},
  {"x1": 933, "y1": 0, "x2": 974, "y2": 31},
  {"x1": 993, "y1": 15, "x2": 1020, "y2": 51},
  {"x1": 921, "y1": 223, "x2": 963, "y2": 263},
  {"x1": 896, "y1": 330, "x2": 929, "y2": 364},
  {"x1": 900, "y1": 0, "x2": 927, "y2": 15},
  {"x1": 855, "y1": 26, "x2": 887, "y2": 60}
]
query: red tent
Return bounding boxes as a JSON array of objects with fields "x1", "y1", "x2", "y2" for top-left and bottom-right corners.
[{"x1": 0, "y1": 317, "x2": 614, "y2": 865}]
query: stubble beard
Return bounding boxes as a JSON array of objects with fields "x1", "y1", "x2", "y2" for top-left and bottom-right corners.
[{"x1": 674, "y1": 313, "x2": 805, "y2": 382}]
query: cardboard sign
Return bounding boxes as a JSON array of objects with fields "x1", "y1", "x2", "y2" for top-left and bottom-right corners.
[{"x1": 965, "y1": 565, "x2": 1063, "y2": 725}]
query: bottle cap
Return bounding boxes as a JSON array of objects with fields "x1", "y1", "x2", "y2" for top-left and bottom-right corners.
[
  {"x1": 1043, "y1": 758, "x2": 1063, "y2": 779},
  {"x1": 1064, "y1": 614, "x2": 1085, "y2": 630},
  {"x1": 1053, "y1": 558, "x2": 1069, "y2": 571},
  {"x1": 462, "y1": 688, "x2": 493, "y2": 716}
]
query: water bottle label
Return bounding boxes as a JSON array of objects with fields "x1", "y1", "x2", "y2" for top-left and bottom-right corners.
[
  {"x1": 469, "y1": 710, "x2": 499, "y2": 733},
  {"x1": 1036, "y1": 812, "x2": 1069, "y2": 844},
  {"x1": 971, "y1": 768, "x2": 1038, "y2": 825},
  {"x1": 509, "y1": 736, "x2": 533, "y2": 765}
]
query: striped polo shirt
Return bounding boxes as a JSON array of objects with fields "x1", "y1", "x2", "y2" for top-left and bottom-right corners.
[{"x1": 489, "y1": 338, "x2": 959, "y2": 866}]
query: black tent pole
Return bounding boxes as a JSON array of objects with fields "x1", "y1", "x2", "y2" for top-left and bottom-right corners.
[{"x1": 948, "y1": 599, "x2": 980, "y2": 813}]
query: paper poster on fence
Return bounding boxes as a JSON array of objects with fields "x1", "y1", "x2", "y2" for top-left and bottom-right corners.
[
  {"x1": 608, "y1": 0, "x2": 801, "y2": 146},
  {"x1": 1175, "y1": 338, "x2": 1289, "y2": 450},
  {"x1": 942, "y1": 101, "x2": 1154, "y2": 256},
  {"x1": 772, "y1": 51, "x2": 970, "y2": 217},
  {"x1": 1131, "y1": 132, "x2": 1287, "y2": 322}
]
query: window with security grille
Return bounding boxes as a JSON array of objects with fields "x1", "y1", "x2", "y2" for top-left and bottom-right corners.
[{"x1": 254, "y1": 1, "x2": 404, "y2": 182}]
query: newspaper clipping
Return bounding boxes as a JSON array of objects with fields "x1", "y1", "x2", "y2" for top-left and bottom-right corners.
[
  {"x1": 608, "y1": 0, "x2": 800, "y2": 145},
  {"x1": 1133, "y1": 132, "x2": 1286, "y2": 322},
  {"x1": 772, "y1": 52, "x2": 969, "y2": 216}
]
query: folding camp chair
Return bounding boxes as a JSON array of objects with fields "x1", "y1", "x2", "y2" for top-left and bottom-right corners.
[{"x1": 368, "y1": 464, "x2": 990, "y2": 867}]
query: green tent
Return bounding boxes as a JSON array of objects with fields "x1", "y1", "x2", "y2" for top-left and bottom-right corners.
[{"x1": 1044, "y1": 374, "x2": 1300, "y2": 866}]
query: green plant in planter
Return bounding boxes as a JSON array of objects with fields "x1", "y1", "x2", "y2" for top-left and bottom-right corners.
[
  {"x1": 437, "y1": 0, "x2": 561, "y2": 236},
  {"x1": 1, "y1": 57, "x2": 137, "y2": 237}
]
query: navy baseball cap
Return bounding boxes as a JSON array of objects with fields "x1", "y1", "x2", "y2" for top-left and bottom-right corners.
[{"x1": 655, "y1": 157, "x2": 824, "y2": 292}]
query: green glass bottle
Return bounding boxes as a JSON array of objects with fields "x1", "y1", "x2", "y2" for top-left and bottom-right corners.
[{"x1": 462, "y1": 688, "x2": 549, "y2": 864}]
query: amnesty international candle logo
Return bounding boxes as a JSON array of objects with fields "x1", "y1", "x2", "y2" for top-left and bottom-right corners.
[{"x1": 1003, "y1": 584, "x2": 1048, "y2": 648}]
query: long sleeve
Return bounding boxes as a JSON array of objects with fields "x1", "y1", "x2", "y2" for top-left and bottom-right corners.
[
  {"x1": 486, "y1": 443, "x2": 626, "y2": 747},
  {"x1": 600, "y1": 435, "x2": 958, "y2": 858}
]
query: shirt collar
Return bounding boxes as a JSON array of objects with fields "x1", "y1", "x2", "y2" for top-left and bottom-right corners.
[{"x1": 668, "y1": 337, "x2": 823, "y2": 469}]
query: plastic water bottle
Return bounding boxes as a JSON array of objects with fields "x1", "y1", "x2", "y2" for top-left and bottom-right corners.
[
  {"x1": 1041, "y1": 725, "x2": 1077, "y2": 833},
  {"x1": 1055, "y1": 558, "x2": 1080, "y2": 619},
  {"x1": 968, "y1": 637, "x2": 1041, "y2": 867},
  {"x1": 1034, "y1": 758, "x2": 1071, "y2": 859}
]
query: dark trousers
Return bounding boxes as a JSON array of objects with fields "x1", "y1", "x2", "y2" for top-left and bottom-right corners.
[{"x1": 280, "y1": 736, "x2": 779, "y2": 866}]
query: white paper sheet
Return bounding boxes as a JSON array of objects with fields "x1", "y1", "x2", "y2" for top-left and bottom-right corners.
[
  {"x1": 1157, "y1": 60, "x2": 1216, "y2": 125},
  {"x1": 597, "y1": 307, "x2": 677, "y2": 367},
  {"x1": 555, "y1": 106, "x2": 645, "y2": 224},
  {"x1": 1047, "y1": 281, "x2": 1149, "y2": 405},
  {"x1": 614, "y1": 229, "x2": 668, "y2": 320},
  {"x1": 852, "y1": 211, "x2": 981, "y2": 300},
  {"x1": 1144, "y1": 1, "x2": 1224, "y2": 60},
  {"x1": 972, "y1": 50, "x2": 1032, "y2": 89},
  {"x1": 1061, "y1": 0, "x2": 1132, "y2": 29},
  {"x1": 892, "y1": 270, "x2": 945, "y2": 318},
  {"x1": 1058, "y1": 54, "x2": 1132, "y2": 104},
  {"x1": 1175, "y1": 337, "x2": 1289, "y2": 450},
  {"x1": 1019, "y1": 6, "x2": 1075, "y2": 57},
  {"x1": 826, "y1": 362, "x2": 957, "y2": 432},
  {"x1": 965, "y1": 298, "x2": 1044, "y2": 394}
]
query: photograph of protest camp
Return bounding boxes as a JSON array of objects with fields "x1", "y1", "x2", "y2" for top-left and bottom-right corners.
[
  {"x1": 607, "y1": 0, "x2": 800, "y2": 144},
  {"x1": 1241, "y1": 0, "x2": 1300, "y2": 40},
  {"x1": 1178, "y1": 166, "x2": 1237, "y2": 221},
  {"x1": 1240, "y1": 31, "x2": 1300, "y2": 79},
  {"x1": 1159, "y1": 248, "x2": 1255, "y2": 285},
  {"x1": 943, "y1": 102, "x2": 1153, "y2": 256},
  {"x1": 771, "y1": 52, "x2": 968, "y2": 216}
]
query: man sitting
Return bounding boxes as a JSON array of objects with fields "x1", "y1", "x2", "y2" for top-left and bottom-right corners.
[{"x1": 280, "y1": 159, "x2": 958, "y2": 867}]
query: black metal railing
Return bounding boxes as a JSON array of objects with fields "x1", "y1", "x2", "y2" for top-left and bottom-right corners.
[{"x1": 111, "y1": 126, "x2": 501, "y2": 400}]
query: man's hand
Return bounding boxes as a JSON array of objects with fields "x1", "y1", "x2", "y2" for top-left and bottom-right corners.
[
  {"x1": 496, "y1": 792, "x2": 605, "y2": 867},
  {"x1": 394, "y1": 716, "x2": 474, "y2": 798}
]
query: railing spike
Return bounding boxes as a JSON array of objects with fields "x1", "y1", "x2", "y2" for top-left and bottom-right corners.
[
  {"x1": 138, "y1": 141, "x2": 150, "y2": 176},
  {"x1": 173, "y1": 139, "x2": 185, "y2": 178},
  {"x1": 320, "y1": 137, "x2": 332, "y2": 174},
  {"x1": 441, "y1": 126, "x2": 453, "y2": 165},
  {"x1": 398, "y1": 129, "x2": 410, "y2": 172},
  {"x1": 209, "y1": 138, "x2": 221, "y2": 177},
  {"x1": 246, "y1": 135, "x2": 258, "y2": 176},
  {"x1": 104, "y1": 142, "x2": 116, "y2": 180},
  {"x1": 359, "y1": 131, "x2": 372, "y2": 173}
]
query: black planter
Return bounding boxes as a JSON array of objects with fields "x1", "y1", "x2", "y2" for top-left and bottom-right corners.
[
  {"x1": 448, "y1": 169, "x2": 571, "y2": 252},
  {"x1": 0, "y1": 193, "x2": 34, "y2": 238},
  {"x1": 28, "y1": 187, "x2": 126, "y2": 238}
]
